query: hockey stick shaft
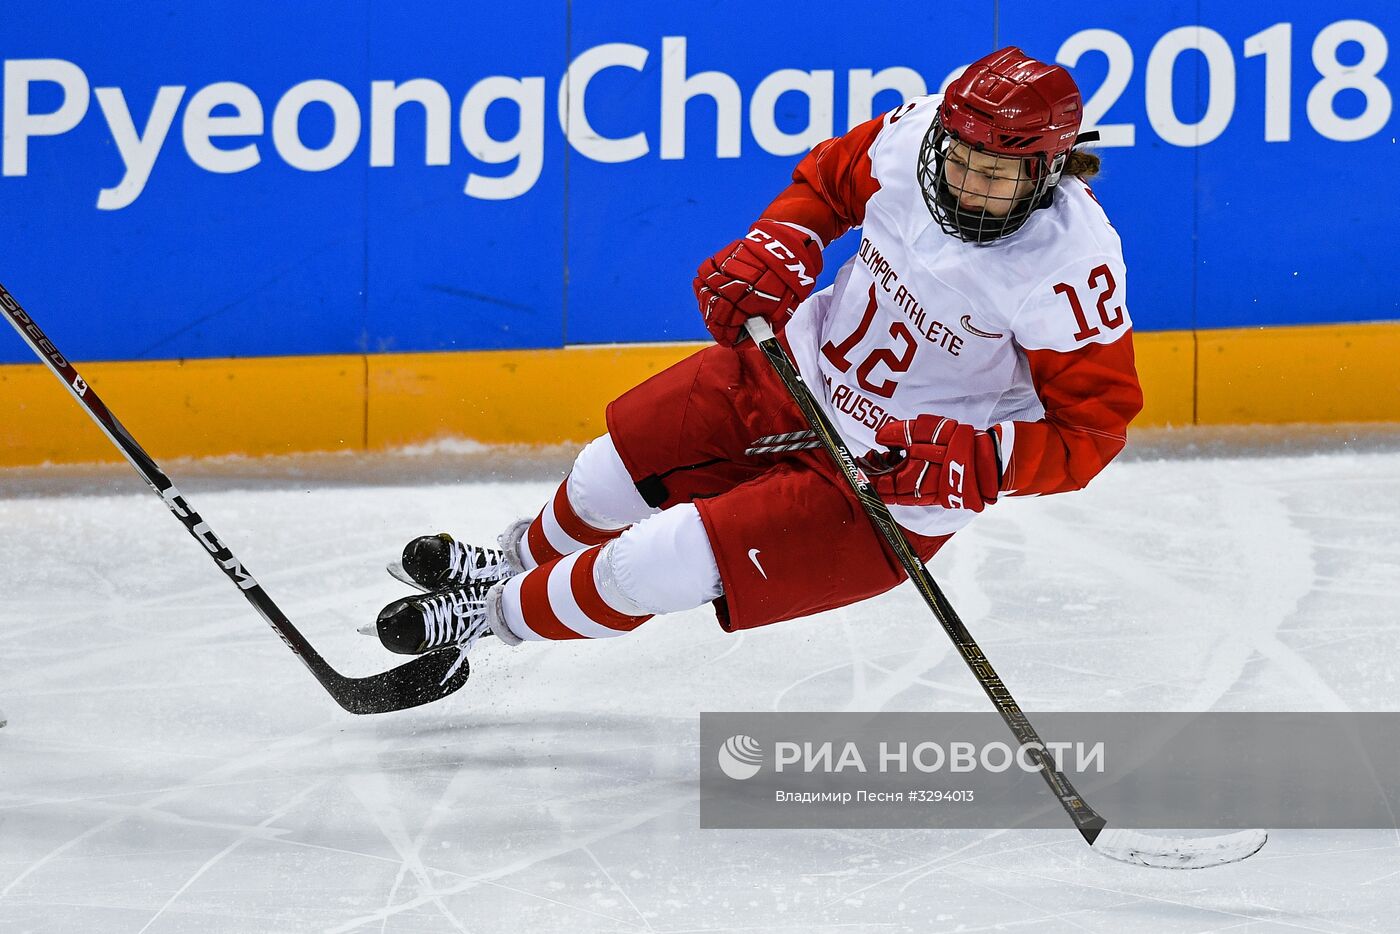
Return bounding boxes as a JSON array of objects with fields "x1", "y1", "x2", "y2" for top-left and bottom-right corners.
[
  {"x1": 0, "y1": 282, "x2": 471, "y2": 714},
  {"x1": 743, "y1": 317, "x2": 1107, "y2": 843}
]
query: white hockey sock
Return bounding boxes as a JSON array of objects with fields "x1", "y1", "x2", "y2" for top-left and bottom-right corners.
[
  {"x1": 517, "y1": 434, "x2": 657, "y2": 569},
  {"x1": 603, "y1": 503, "x2": 722, "y2": 614},
  {"x1": 497, "y1": 543, "x2": 651, "y2": 641},
  {"x1": 496, "y1": 503, "x2": 721, "y2": 641}
]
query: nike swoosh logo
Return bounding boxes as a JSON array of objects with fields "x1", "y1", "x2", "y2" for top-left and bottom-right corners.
[
  {"x1": 960, "y1": 314, "x2": 1004, "y2": 340},
  {"x1": 747, "y1": 548, "x2": 768, "y2": 579}
]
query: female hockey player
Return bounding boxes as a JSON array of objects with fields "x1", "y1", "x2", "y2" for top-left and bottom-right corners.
[{"x1": 363, "y1": 46, "x2": 1143, "y2": 658}]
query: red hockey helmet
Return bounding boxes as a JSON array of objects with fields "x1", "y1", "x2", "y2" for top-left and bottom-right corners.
[{"x1": 918, "y1": 47, "x2": 1086, "y2": 243}]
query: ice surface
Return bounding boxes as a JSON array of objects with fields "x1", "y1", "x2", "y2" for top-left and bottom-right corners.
[{"x1": 1, "y1": 431, "x2": 1398, "y2": 932}]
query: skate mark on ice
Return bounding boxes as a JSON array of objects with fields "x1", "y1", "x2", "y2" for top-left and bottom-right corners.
[
  {"x1": 583, "y1": 844, "x2": 657, "y2": 933},
  {"x1": 896, "y1": 835, "x2": 1070, "y2": 895},
  {"x1": 1212, "y1": 480, "x2": 1333, "y2": 710},
  {"x1": 0, "y1": 733, "x2": 230, "y2": 770},
  {"x1": 841, "y1": 530, "x2": 994, "y2": 713},
  {"x1": 812, "y1": 831, "x2": 1015, "y2": 911},
  {"x1": 990, "y1": 858, "x2": 1359, "y2": 934},
  {"x1": 1022, "y1": 478, "x2": 1315, "y2": 711},
  {"x1": 376, "y1": 770, "x2": 499, "y2": 934},
  {"x1": 765, "y1": 523, "x2": 996, "y2": 714},
  {"x1": 701, "y1": 630, "x2": 747, "y2": 667},
  {"x1": 1, "y1": 545, "x2": 406, "y2": 695},
  {"x1": 771, "y1": 655, "x2": 865, "y2": 712},
  {"x1": 0, "y1": 718, "x2": 338, "y2": 900},
  {"x1": 0, "y1": 509, "x2": 391, "y2": 645},
  {"x1": 134, "y1": 779, "x2": 326, "y2": 934},
  {"x1": 860, "y1": 659, "x2": 987, "y2": 699},
  {"x1": 343, "y1": 769, "x2": 472, "y2": 934},
  {"x1": 943, "y1": 864, "x2": 1102, "y2": 934},
  {"x1": 0, "y1": 793, "x2": 302, "y2": 844},
  {"x1": 324, "y1": 792, "x2": 689, "y2": 933}
]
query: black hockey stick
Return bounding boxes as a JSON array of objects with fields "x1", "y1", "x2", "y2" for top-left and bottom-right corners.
[
  {"x1": 742, "y1": 317, "x2": 1266, "y2": 869},
  {"x1": 1, "y1": 282, "x2": 471, "y2": 715}
]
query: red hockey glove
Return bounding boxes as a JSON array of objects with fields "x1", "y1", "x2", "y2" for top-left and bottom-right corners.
[
  {"x1": 693, "y1": 219, "x2": 822, "y2": 346},
  {"x1": 866, "y1": 416, "x2": 1002, "y2": 511}
]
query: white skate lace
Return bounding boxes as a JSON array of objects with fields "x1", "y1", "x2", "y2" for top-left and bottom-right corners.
[
  {"x1": 446, "y1": 538, "x2": 509, "y2": 585},
  {"x1": 417, "y1": 589, "x2": 489, "y2": 650}
]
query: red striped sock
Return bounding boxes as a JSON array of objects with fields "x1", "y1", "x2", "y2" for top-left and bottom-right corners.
[
  {"x1": 499, "y1": 544, "x2": 651, "y2": 641},
  {"x1": 520, "y1": 473, "x2": 624, "y2": 568}
]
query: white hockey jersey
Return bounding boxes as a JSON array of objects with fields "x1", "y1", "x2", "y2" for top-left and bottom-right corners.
[{"x1": 771, "y1": 95, "x2": 1144, "y2": 536}]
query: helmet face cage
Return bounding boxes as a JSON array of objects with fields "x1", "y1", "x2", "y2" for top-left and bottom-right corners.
[{"x1": 917, "y1": 115, "x2": 1066, "y2": 245}]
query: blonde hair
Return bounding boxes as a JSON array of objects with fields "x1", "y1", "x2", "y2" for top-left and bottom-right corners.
[{"x1": 1063, "y1": 149, "x2": 1101, "y2": 179}]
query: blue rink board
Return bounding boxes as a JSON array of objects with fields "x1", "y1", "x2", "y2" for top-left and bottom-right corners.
[{"x1": 0, "y1": 1, "x2": 1396, "y2": 363}]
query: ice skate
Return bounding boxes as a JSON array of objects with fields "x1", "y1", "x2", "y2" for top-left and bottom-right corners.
[
  {"x1": 361, "y1": 581, "x2": 508, "y2": 656},
  {"x1": 386, "y1": 530, "x2": 520, "y2": 592}
]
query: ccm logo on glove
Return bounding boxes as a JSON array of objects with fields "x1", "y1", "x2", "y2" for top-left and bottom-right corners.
[
  {"x1": 745, "y1": 227, "x2": 816, "y2": 287},
  {"x1": 693, "y1": 219, "x2": 823, "y2": 346},
  {"x1": 863, "y1": 416, "x2": 1003, "y2": 511}
]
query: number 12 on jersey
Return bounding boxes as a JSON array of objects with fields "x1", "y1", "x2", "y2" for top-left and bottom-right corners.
[
  {"x1": 1054, "y1": 263, "x2": 1124, "y2": 342},
  {"x1": 821, "y1": 284, "x2": 918, "y2": 399}
]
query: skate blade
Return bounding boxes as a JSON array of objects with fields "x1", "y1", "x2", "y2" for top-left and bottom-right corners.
[
  {"x1": 385, "y1": 560, "x2": 430, "y2": 593},
  {"x1": 356, "y1": 621, "x2": 379, "y2": 636}
]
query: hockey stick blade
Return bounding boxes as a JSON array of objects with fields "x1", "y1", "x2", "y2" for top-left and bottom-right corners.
[
  {"x1": 318, "y1": 649, "x2": 472, "y2": 715},
  {"x1": 1, "y1": 281, "x2": 472, "y2": 715},
  {"x1": 1092, "y1": 828, "x2": 1268, "y2": 870}
]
